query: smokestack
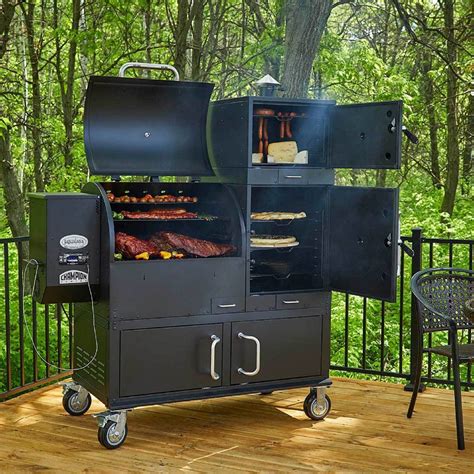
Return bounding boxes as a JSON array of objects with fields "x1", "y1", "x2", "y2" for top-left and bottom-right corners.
[{"x1": 255, "y1": 75, "x2": 280, "y2": 97}]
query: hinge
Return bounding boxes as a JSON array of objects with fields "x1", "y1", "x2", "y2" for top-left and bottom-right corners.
[
  {"x1": 191, "y1": 176, "x2": 201, "y2": 183},
  {"x1": 111, "y1": 175, "x2": 121, "y2": 182}
]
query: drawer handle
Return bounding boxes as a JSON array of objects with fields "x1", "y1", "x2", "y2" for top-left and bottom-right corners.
[
  {"x1": 218, "y1": 303, "x2": 237, "y2": 308},
  {"x1": 237, "y1": 332, "x2": 261, "y2": 377},
  {"x1": 282, "y1": 300, "x2": 300, "y2": 304},
  {"x1": 210, "y1": 335, "x2": 221, "y2": 380},
  {"x1": 284, "y1": 175, "x2": 302, "y2": 179}
]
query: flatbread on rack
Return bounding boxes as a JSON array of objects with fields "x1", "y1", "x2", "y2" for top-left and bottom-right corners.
[
  {"x1": 251, "y1": 211, "x2": 307, "y2": 221},
  {"x1": 250, "y1": 235, "x2": 299, "y2": 248}
]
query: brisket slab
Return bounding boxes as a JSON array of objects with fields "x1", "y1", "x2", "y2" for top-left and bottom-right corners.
[
  {"x1": 152, "y1": 231, "x2": 235, "y2": 258},
  {"x1": 115, "y1": 232, "x2": 160, "y2": 259}
]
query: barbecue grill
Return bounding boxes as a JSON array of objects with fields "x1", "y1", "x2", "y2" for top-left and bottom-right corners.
[{"x1": 28, "y1": 63, "x2": 403, "y2": 449}]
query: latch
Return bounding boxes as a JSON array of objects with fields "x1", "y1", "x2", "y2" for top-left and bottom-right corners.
[{"x1": 388, "y1": 119, "x2": 419, "y2": 144}]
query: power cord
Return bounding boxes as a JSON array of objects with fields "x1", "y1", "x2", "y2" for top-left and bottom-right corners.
[{"x1": 22, "y1": 259, "x2": 99, "y2": 372}]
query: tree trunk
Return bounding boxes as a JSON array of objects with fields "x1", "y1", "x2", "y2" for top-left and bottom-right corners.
[
  {"x1": 21, "y1": 1, "x2": 44, "y2": 191},
  {"x1": 0, "y1": 124, "x2": 29, "y2": 239},
  {"x1": 1, "y1": 0, "x2": 16, "y2": 57},
  {"x1": 175, "y1": 0, "x2": 189, "y2": 78},
  {"x1": 281, "y1": 0, "x2": 331, "y2": 98},
  {"x1": 420, "y1": 52, "x2": 441, "y2": 188},
  {"x1": 144, "y1": 0, "x2": 153, "y2": 69},
  {"x1": 1, "y1": 1, "x2": 28, "y2": 240},
  {"x1": 376, "y1": 169, "x2": 387, "y2": 187},
  {"x1": 191, "y1": 3, "x2": 203, "y2": 80},
  {"x1": 440, "y1": 0, "x2": 459, "y2": 216},
  {"x1": 461, "y1": 88, "x2": 473, "y2": 195},
  {"x1": 53, "y1": 0, "x2": 80, "y2": 167}
]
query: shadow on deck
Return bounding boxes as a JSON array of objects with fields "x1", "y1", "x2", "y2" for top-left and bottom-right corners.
[{"x1": 0, "y1": 377, "x2": 473, "y2": 472}]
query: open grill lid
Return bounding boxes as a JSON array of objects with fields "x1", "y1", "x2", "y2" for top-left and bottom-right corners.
[{"x1": 84, "y1": 64, "x2": 214, "y2": 177}]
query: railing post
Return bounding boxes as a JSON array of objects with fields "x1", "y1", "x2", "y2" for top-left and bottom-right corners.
[{"x1": 404, "y1": 227, "x2": 426, "y2": 392}]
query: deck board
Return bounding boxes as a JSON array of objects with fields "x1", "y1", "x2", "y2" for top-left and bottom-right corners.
[{"x1": 0, "y1": 377, "x2": 473, "y2": 472}]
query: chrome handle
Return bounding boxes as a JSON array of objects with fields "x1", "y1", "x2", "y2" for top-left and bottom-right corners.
[
  {"x1": 237, "y1": 332, "x2": 261, "y2": 377},
  {"x1": 218, "y1": 303, "x2": 236, "y2": 308},
  {"x1": 284, "y1": 175, "x2": 302, "y2": 179},
  {"x1": 282, "y1": 300, "x2": 300, "y2": 304},
  {"x1": 118, "y1": 62, "x2": 180, "y2": 81},
  {"x1": 210, "y1": 335, "x2": 220, "y2": 380}
]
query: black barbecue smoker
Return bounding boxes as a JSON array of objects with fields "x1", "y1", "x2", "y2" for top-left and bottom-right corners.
[{"x1": 29, "y1": 63, "x2": 402, "y2": 449}]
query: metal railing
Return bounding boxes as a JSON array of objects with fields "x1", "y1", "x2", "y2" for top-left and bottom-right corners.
[
  {"x1": 0, "y1": 237, "x2": 72, "y2": 400},
  {"x1": 331, "y1": 228, "x2": 473, "y2": 389},
  {"x1": 0, "y1": 230, "x2": 472, "y2": 400}
]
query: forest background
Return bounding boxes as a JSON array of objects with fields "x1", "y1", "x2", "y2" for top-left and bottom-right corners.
[
  {"x1": 0, "y1": 0, "x2": 472, "y2": 240},
  {"x1": 0, "y1": 0, "x2": 472, "y2": 390}
]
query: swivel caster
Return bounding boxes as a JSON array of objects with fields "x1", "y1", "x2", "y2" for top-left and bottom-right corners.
[
  {"x1": 94, "y1": 410, "x2": 129, "y2": 449},
  {"x1": 260, "y1": 391, "x2": 273, "y2": 395},
  {"x1": 61, "y1": 382, "x2": 91, "y2": 416},
  {"x1": 304, "y1": 387, "x2": 331, "y2": 421}
]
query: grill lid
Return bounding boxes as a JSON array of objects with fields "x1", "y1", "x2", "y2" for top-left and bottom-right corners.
[{"x1": 84, "y1": 75, "x2": 214, "y2": 176}]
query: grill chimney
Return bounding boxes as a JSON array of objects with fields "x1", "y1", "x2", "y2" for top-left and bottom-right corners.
[{"x1": 256, "y1": 74, "x2": 280, "y2": 97}]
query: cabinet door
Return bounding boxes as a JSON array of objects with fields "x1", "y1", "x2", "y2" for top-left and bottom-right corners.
[
  {"x1": 231, "y1": 317, "x2": 323, "y2": 385},
  {"x1": 330, "y1": 101, "x2": 402, "y2": 169},
  {"x1": 329, "y1": 186, "x2": 399, "y2": 301},
  {"x1": 120, "y1": 324, "x2": 223, "y2": 397}
]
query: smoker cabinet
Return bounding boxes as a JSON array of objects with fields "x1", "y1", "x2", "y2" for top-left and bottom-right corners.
[
  {"x1": 208, "y1": 96, "x2": 402, "y2": 184},
  {"x1": 29, "y1": 65, "x2": 402, "y2": 450}
]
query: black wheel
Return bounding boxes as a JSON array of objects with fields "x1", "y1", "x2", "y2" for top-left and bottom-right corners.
[
  {"x1": 98, "y1": 420, "x2": 128, "y2": 449},
  {"x1": 62, "y1": 389, "x2": 92, "y2": 416},
  {"x1": 260, "y1": 391, "x2": 273, "y2": 395},
  {"x1": 303, "y1": 392, "x2": 331, "y2": 421}
]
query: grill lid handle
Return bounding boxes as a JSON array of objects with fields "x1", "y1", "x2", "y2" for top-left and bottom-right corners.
[{"x1": 118, "y1": 62, "x2": 180, "y2": 81}]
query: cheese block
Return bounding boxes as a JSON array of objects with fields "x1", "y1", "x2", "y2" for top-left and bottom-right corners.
[
  {"x1": 267, "y1": 141, "x2": 298, "y2": 163},
  {"x1": 294, "y1": 150, "x2": 309, "y2": 164},
  {"x1": 252, "y1": 152, "x2": 264, "y2": 164}
]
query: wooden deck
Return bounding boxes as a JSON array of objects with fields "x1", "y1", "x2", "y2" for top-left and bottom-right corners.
[{"x1": 0, "y1": 378, "x2": 473, "y2": 472}]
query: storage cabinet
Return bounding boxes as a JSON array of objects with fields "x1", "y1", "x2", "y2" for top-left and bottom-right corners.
[
  {"x1": 230, "y1": 317, "x2": 323, "y2": 384},
  {"x1": 119, "y1": 324, "x2": 223, "y2": 396}
]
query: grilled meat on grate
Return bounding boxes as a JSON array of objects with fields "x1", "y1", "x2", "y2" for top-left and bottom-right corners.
[
  {"x1": 152, "y1": 232, "x2": 235, "y2": 258},
  {"x1": 115, "y1": 232, "x2": 161, "y2": 259}
]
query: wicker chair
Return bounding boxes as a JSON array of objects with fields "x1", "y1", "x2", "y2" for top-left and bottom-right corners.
[{"x1": 409, "y1": 268, "x2": 474, "y2": 450}]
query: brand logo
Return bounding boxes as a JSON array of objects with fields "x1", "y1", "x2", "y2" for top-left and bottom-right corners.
[
  {"x1": 59, "y1": 270, "x2": 88, "y2": 285},
  {"x1": 60, "y1": 234, "x2": 88, "y2": 250}
]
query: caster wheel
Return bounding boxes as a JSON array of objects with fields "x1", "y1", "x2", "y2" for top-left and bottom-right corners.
[
  {"x1": 62, "y1": 389, "x2": 92, "y2": 416},
  {"x1": 303, "y1": 392, "x2": 331, "y2": 421},
  {"x1": 260, "y1": 391, "x2": 273, "y2": 395},
  {"x1": 98, "y1": 420, "x2": 128, "y2": 449}
]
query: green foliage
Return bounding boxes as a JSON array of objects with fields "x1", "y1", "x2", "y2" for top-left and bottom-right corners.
[{"x1": 0, "y1": 0, "x2": 472, "y2": 393}]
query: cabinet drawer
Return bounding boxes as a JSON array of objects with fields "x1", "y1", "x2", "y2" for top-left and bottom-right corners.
[
  {"x1": 120, "y1": 324, "x2": 223, "y2": 397},
  {"x1": 246, "y1": 295, "x2": 276, "y2": 312},
  {"x1": 212, "y1": 297, "x2": 245, "y2": 314},
  {"x1": 249, "y1": 167, "x2": 279, "y2": 184},
  {"x1": 276, "y1": 292, "x2": 328, "y2": 311},
  {"x1": 278, "y1": 169, "x2": 310, "y2": 184},
  {"x1": 277, "y1": 168, "x2": 332, "y2": 185},
  {"x1": 231, "y1": 316, "x2": 322, "y2": 384}
]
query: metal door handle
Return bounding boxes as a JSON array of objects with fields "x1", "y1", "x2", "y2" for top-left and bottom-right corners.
[
  {"x1": 118, "y1": 62, "x2": 180, "y2": 81},
  {"x1": 237, "y1": 332, "x2": 261, "y2": 376},
  {"x1": 218, "y1": 303, "x2": 236, "y2": 308},
  {"x1": 210, "y1": 335, "x2": 220, "y2": 380},
  {"x1": 284, "y1": 175, "x2": 302, "y2": 179},
  {"x1": 282, "y1": 300, "x2": 300, "y2": 304}
]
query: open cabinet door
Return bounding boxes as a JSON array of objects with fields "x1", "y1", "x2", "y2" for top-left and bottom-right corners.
[
  {"x1": 329, "y1": 186, "x2": 399, "y2": 301},
  {"x1": 330, "y1": 101, "x2": 402, "y2": 169}
]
